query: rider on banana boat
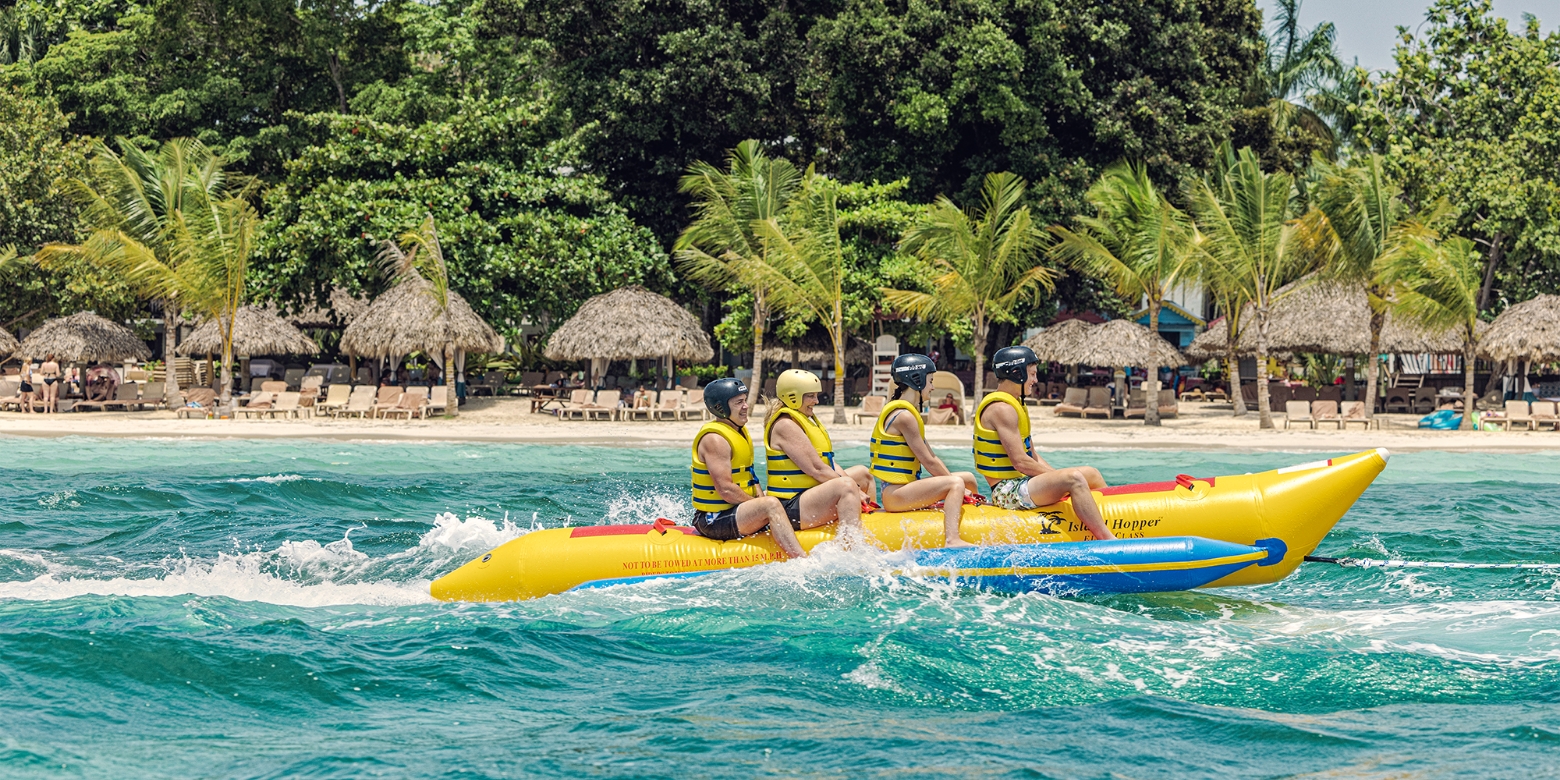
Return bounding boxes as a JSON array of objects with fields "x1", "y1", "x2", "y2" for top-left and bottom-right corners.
[
  {"x1": 689, "y1": 378, "x2": 804, "y2": 556},
  {"x1": 870, "y1": 354, "x2": 982, "y2": 549},
  {"x1": 974, "y1": 346, "x2": 1115, "y2": 540},
  {"x1": 763, "y1": 369, "x2": 869, "y2": 537}
]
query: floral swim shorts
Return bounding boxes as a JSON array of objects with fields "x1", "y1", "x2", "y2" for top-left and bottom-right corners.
[{"x1": 989, "y1": 477, "x2": 1036, "y2": 511}]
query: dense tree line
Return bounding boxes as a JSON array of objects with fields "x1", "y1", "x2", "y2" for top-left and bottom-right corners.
[{"x1": 1, "y1": 0, "x2": 1556, "y2": 359}]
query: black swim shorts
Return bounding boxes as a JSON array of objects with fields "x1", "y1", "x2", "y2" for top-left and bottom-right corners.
[{"x1": 691, "y1": 501, "x2": 803, "y2": 540}]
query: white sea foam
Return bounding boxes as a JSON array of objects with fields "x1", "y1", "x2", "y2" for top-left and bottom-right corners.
[
  {"x1": 224, "y1": 474, "x2": 309, "y2": 484},
  {"x1": 416, "y1": 511, "x2": 529, "y2": 553}
]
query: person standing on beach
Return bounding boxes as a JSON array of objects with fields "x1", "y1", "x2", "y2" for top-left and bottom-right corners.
[
  {"x1": 18, "y1": 358, "x2": 35, "y2": 413},
  {"x1": 974, "y1": 346, "x2": 1115, "y2": 540},
  {"x1": 870, "y1": 354, "x2": 981, "y2": 548},
  {"x1": 39, "y1": 354, "x2": 61, "y2": 413},
  {"x1": 689, "y1": 378, "x2": 803, "y2": 556},
  {"x1": 762, "y1": 370, "x2": 868, "y2": 539}
]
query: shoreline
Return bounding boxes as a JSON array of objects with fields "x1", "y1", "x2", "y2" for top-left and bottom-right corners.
[{"x1": 3, "y1": 397, "x2": 1559, "y2": 452}]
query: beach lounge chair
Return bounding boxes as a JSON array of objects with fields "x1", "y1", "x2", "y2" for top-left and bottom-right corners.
[
  {"x1": 1123, "y1": 389, "x2": 1147, "y2": 419},
  {"x1": 369, "y1": 386, "x2": 404, "y2": 418},
  {"x1": 1283, "y1": 401, "x2": 1313, "y2": 429},
  {"x1": 517, "y1": 372, "x2": 543, "y2": 396},
  {"x1": 1530, "y1": 401, "x2": 1558, "y2": 431},
  {"x1": 1411, "y1": 387, "x2": 1438, "y2": 415},
  {"x1": 427, "y1": 385, "x2": 449, "y2": 416},
  {"x1": 265, "y1": 392, "x2": 306, "y2": 419},
  {"x1": 1055, "y1": 387, "x2": 1087, "y2": 418},
  {"x1": 1502, "y1": 400, "x2": 1534, "y2": 431},
  {"x1": 1157, "y1": 389, "x2": 1179, "y2": 419},
  {"x1": 381, "y1": 386, "x2": 429, "y2": 419},
  {"x1": 237, "y1": 392, "x2": 275, "y2": 418},
  {"x1": 176, "y1": 388, "x2": 217, "y2": 418},
  {"x1": 557, "y1": 389, "x2": 596, "y2": 421},
  {"x1": 1383, "y1": 387, "x2": 1412, "y2": 414},
  {"x1": 471, "y1": 370, "x2": 505, "y2": 396},
  {"x1": 337, "y1": 386, "x2": 376, "y2": 418},
  {"x1": 852, "y1": 394, "x2": 886, "y2": 425},
  {"x1": 650, "y1": 390, "x2": 683, "y2": 421},
  {"x1": 587, "y1": 390, "x2": 621, "y2": 421},
  {"x1": 1082, "y1": 387, "x2": 1112, "y2": 419},
  {"x1": 71, "y1": 382, "x2": 126, "y2": 412},
  {"x1": 99, "y1": 383, "x2": 141, "y2": 411},
  {"x1": 677, "y1": 388, "x2": 706, "y2": 421},
  {"x1": 1341, "y1": 401, "x2": 1374, "y2": 429},
  {"x1": 131, "y1": 382, "x2": 166, "y2": 410},
  {"x1": 283, "y1": 368, "x2": 306, "y2": 389},
  {"x1": 1312, "y1": 400, "x2": 1342, "y2": 429},
  {"x1": 1206, "y1": 386, "x2": 1228, "y2": 402},
  {"x1": 0, "y1": 380, "x2": 18, "y2": 411},
  {"x1": 316, "y1": 384, "x2": 351, "y2": 415}
]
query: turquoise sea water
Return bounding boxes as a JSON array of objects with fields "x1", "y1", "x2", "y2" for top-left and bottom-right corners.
[{"x1": 2, "y1": 436, "x2": 1558, "y2": 779}]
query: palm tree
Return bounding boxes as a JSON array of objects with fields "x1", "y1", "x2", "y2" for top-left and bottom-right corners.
[
  {"x1": 379, "y1": 215, "x2": 460, "y2": 418},
  {"x1": 1049, "y1": 162, "x2": 1195, "y2": 426},
  {"x1": 37, "y1": 139, "x2": 238, "y2": 407},
  {"x1": 885, "y1": 172, "x2": 1056, "y2": 403},
  {"x1": 1383, "y1": 235, "x2": 1483, "y2": 430},
  {"x1": 1298, "y1": 154, "x2": 1441, "y2": 421},
  {"x1": 1188, "y1": 146, "x2": 1316, "y2": 429},
  {"x1": 1193, "y1": 228, "x2": 1251, "y2": 416},
  {"x1": 1259, "y1": 0, "x2": 1344, "y2": 153},
  {"x1": 711, "y1": 171, "x2": 853, "y2": 423},
  {"x1": 675, "y1": 140, "x2": 802, "y2": 408}
]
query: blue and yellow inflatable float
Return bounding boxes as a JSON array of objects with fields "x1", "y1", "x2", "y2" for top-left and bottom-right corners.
[{"x1": 431, "y1": 449, "x2": 1390, "y2": 601}]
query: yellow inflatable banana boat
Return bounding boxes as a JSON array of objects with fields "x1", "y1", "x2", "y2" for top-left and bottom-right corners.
[{"x1": 432, "y1": 449, "x2": 1390, "y2": 602}]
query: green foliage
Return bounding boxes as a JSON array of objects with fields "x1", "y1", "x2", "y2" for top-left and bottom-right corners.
[
  {"x1": 0, "y1": 88, "x2": 137, "y2": 327},
  {"x1": 252, "y1": 102, "x2": 672, "y2": 335},
  {"x1": 1360, "y1": 0, "x2": 1560, "y2": 310}
]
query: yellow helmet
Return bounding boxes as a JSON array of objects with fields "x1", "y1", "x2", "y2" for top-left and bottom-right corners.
[{"x1": 775, "y1": 369, "x2": 822, "y2": 410}]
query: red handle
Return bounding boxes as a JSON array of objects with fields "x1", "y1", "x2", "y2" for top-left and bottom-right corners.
[
  {"x1": 1176, "y1": 474, "x2": 1196, "y2": 490},
  {"x1": 651, "y1": 517, "x2": 675, "y2": 535}
]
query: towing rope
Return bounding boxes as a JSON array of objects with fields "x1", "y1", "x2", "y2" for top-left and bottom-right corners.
[{"x1": 1305, "y1": 555, "x2": 1560, "y2": 571}]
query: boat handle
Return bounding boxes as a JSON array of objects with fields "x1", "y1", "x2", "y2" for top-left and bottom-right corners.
[
  {"x1": 651, "y1": 517, "x2": 675, "y2": 535},
  {"x1": 1175, "y1": 474, "x2": 1196, "y2": 489}
]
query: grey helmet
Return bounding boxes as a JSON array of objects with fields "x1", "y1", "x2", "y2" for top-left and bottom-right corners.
[
  {"x1": 890, "y1": 353, "x2": 935, "y2": 392},
  {"x1": 703, "y1": 377, "x2": 748, "y2": 419}
]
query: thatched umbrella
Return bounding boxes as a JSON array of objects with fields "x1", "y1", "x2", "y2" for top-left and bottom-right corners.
[
  {"x1": 1479, "y1": 294, "x2": 1560, "y2": 363},
  {"x1": 17, "y1": 311, "x2": 151, "y2": 363},
  {"x1": 0, "y1": 326, "x2": 17, "y2": 359},
  {"x1": 1024, "y1": 318, "x2": 1185, "y2": 368},
  {"x1": 759, "y1": 332, "x2": 870, "y2": 365},
  {"x1": 178, "y1": 306, "x2": 321, "y2": 391},
  {"x1": 280, "y1": 287, "x2": 369, "y2": 329},
  {"x1": 545, "y1": 286, "x2": 712, "y2": 387},
  {"x1": 178, "y1": 306, "x2": 320, "y2": 357},
  {"x1": 341, "y1": 276, "x2": 501, "y2": 360}
]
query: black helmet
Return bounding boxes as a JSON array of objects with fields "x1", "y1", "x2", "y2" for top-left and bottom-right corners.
[
  {"x1": 890, "y1": 353, "x2": 934, "y2": 392},
  {"x1": 704, "y1": 377, "x2": 748, "y2": 419},
  {"x1": 992, "y1": 345, "x2": 1039, "y2": 383}
]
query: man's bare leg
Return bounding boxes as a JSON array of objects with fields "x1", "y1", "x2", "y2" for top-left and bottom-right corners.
[
  {"x1": 733, "y1": 497, "x2": 803, "y2": 558},
  {"x1": 843, "y1": 464, "x2": 873, "y2": 499},
  {"x1": 881, "y1": 475, "x2": 972, "y2": 548},
  {"x1": 1025, "y1": 468, "x2": 1115, "y2": 540},
  {"x1": 796, "y1": 476, "x2": 864, "y2": 536}
]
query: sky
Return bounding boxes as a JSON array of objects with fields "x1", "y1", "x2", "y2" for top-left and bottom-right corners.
[{"x1": 1255, "y1": 0, "x2": 1558, "y2": 72}]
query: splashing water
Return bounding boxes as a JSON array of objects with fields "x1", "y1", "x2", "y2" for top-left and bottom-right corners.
[{"x1": 2, "y1": 436, "x2": 1558, "y2": 778}]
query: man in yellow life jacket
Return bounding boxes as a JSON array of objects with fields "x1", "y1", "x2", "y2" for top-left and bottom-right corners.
[
  {"x1": 689, "y1": 378, "x2": 803, "y2": 556},
  {"x1": 871, "y1": 354, "x2": 981, "y2": 548},
  {"x1": 974, "y1": 346, "x2": 1116, "y2": 540},
  {"x1": 763, "y1": 369, "x2": 869, "y2": 538}
]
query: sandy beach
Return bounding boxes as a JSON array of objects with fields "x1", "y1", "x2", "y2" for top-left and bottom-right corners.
[{"x1": 2, "y1": 396, "x2": 1557, "y2": 452}]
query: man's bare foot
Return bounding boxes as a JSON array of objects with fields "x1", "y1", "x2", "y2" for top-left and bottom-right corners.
[{"x1": 943, "y1": 537, "x2": 977, "y2": 550}]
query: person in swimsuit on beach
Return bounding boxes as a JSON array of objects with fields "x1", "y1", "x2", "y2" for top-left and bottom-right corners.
[
  {"x1": 869, "y1": 354, "x2": 981, "y2": 548},
  {"x1": 974, "y1": 345, "x2": 1115, "y2": 540},
  {"x1": 18, "y1": 358, "x2": 35, "y2": 413},
  {"x1": 39, "y1": 354, "x2": 61, "y2": 413},
  {"x1": 762, "y1": 369, "x2": 869, "y2": 539},
  {"x1": 688, "y1": 378, "x2": 803, "y2": 556}
]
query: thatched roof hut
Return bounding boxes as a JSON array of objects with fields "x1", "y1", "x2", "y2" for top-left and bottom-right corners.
[
  {"x1": 1479, "y1": 294, "x2": 1560, "y2": 363},
  {"x1": 545, "y1": 286, "x2": 712, "y2": 362},
  {"x1": 1024, "y1": 318, "x2": 1186, "y2": 367},
  {"x1": 341, "y1": 276, "x2": 501, "y2": 359},
  {"x1": 279, "y1": 287, "x2": 369, "y2": 329},
  {"x1": 16, "y1": 311, "x2": 151, "y2": 362},
  {"x1": 1184, "y1": 277, "x2": 1479, "y2": 361},
  {"x1": 0, "y1": 326, "x2": 17, "y2": 359},
  {"x1": 176, "y1": 306, "x2": 321, "y2": 357},
  {"x1": 759, "y1": 332, "x2": 871, "y2": 364}
]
